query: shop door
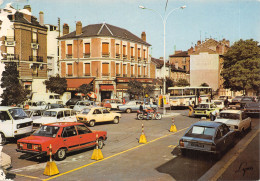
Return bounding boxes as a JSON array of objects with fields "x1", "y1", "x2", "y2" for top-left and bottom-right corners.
[{"x1": 101, "y1": 91, "x2": 111, "y2": 101}]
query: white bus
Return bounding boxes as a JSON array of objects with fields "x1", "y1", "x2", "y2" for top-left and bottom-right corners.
[{"x1": 168, "y1": 86, "x2": 212, "y2": 107}]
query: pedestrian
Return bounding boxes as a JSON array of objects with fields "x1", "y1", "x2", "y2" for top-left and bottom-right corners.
[
  {"x1": 224, "y1": 97, "x2": 229, "y2": 108},
  {"x1": 198, "y1": 96, "x2": 201, "y2": 104},
  {"x1": 122, "y1": 97, "x2": 126, "y2": 104}
]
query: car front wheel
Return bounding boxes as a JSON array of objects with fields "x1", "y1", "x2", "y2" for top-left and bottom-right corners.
[
  {"x1": 0, "y1": 132, "x2": 6, "y2": 145},
  {"x1": 113, "y1": 117, "x2": 119, "y2": 124},
  {"x1": 54, "y1": 148, "x2": 67, "y2": 161},
  {"x1": 89, "y1": 120, "x2": 95, "y2": 127},
  {"x1": 126, "y1": 109, "x2": 132, "y2": 113},
  {"x1": 98, "y1": 139, "x2": 104, "y2": 149}
]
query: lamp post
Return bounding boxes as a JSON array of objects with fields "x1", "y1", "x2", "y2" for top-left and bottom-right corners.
[{"x1": 139, "y1": 4, "x2": 186, "y2": 114}]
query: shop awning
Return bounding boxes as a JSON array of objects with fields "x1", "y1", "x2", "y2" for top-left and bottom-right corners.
[
  {"x1": 100, "y1": 85, "x2": 114, "y2": 91},
  {"x1": 66, "y1": 78, "x2": 94, "y2": 91}
]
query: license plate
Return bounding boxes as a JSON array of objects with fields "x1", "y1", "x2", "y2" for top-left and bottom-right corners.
[
  {"x1": 191, "y1": 143, "x2": 204, "y2": 148},
  {"x1": 27, "y1": 143, "x2": 32, "y2": 149}
]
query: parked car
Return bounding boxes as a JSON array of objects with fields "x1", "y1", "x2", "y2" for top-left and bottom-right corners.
[
  {"x1": 212, "y1": 100, "x2": 225, "y2": 110},
  {"x1": 45, "y1": 103, "x2": 64, "y2": 110},
  {"x1": 1, "y1": 152, "x2": 12, "y2": 170},
  {"x1": 118, "y1": 100, "x2": 157, "y2": 113},
  {"x1": 240, "y1": 96, "x2": 255, "y2": 109},
  {"x1": 218, "y1": 96, "x2": 232, "y2": 102},
  {"x1": 32, "y1": 93, "x2": 63, "y2": 105},
  {"x1": 66, "y1": 96, "x2": 84, "y2": 109},
  {"x1": 32, "y1": 108, "x2": 77, "y2": 129},
  {"x1": 178, "y1": 121, "x2": 236, "y2": 158},
  {"x1": 0, "y1": 106, "x2": 33, "y2": 144},
  {"x1": 194, "y1": 103, "x2": 220, "y2": 118},
  {"x1": 24, "y1": 101, "x2": 47, "y2": 110},
  {"x1": 16, "y1": 122, "x2": 107, "y2": 161},
  {"x1": 229, "y1": 96, "x2": 244, "y2": 109},
  {"x1": 73, "y1": 100, "x2": 96, "y2": 112},
  {"x1": 243, "y1": 102, "x2": 260, "y2": 117},
  {"x1": 76, "y1": 107, "x2": 121, "y2": 127},
  {"x1": 24, "y1": 109, "x2": 44, "y2": 120},
  {"x1": 101, "y1": 99, "x2": 123, "y2": 111},
  {"x1": 214, "y1": 110, "x2": 252, "y2": 133}
]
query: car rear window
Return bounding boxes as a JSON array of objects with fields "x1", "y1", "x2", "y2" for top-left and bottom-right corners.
[
  {"x1": 185, "y1": 126, "x2": 215, "y2": 140},
  {"x1": 219, "y1": 113, "x2": 240, "y2": 120},
  {"x1": 80, "y1": 108, "x2": 91, "y2": 115},
  {"x1": 33, "y1": 126, "x2": 60, "y2": 137}
]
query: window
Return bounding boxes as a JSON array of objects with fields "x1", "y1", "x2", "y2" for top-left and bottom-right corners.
[
  {"x1": 0, "y1": 111, "x2": 11, "y2": 121},
  {"x1": 131, "y1": 47, "x2": 134, "y2": 59},
  {"x1": 143, "y1": 49, "x2": 146, "y2": 60},
  {"x1": 84, "y1": 43, "x2": 90, "y2": 57},
  {"x1": 131, "y1": 65, "x2": 134, "y2": 76},
  {"x1": 103, "y1": 109, "x2": 110, "y2": 114},
  {"x1": 102, "y1": 63, "x2": 109, "y2": 76},
  {"x1": 67, "y1": 44, "x2": 72, "y2": 58},
  {"x1": 57, "y1": 111, "x2": 64, "y2": 119},
  {"x1": 123, "y1": 45, "x2": 126, "y2": 58},
  {"x1": 93, "y1": 109, "x2": 102, "y2": 114},
  {"x1": 76, "y1": 125, "x2": 91, "y2": 135},
  {"x1": 102, "y1": 42, "x2": 109, "y2": 57},
  {"x1": 138, "y1": 66, "x2": 141, "y2": 76},
  {"x1": 138, "y1": 48, "x2": 141, "y2": 60},
  {"x1": 85, "y1": 63, "x2": 90, "y2": 76},
  {"x1": 62, "y1": 126, "x2": 77, "y2": 137},
  {"x1": 123, "y1": 64, "x2": 126, "y2": 76},
  {"x1": 116, "y1": 44, "x2": 120, "y2": 58},
  {"x1": 64, "y1": 110, "x2": 71, "y2": 117},
  {"x1": 116, "y1": 63, "x2": 120, "y2": 76},
  {"x1": 67, "y1": 64, "x2": 72, "y2": 76}
]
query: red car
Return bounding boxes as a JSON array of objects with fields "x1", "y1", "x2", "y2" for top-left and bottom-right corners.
[{"x1": 16, "y1": 122, "x2": 107, "y2": 161}]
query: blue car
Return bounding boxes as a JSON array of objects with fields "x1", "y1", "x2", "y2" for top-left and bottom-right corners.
[
  {"x1": 118, "y1": 101, "x2": 157, "y2": 113},
  {"x1": 179, "y1": 121, "x2": 235, "y2": 158}
]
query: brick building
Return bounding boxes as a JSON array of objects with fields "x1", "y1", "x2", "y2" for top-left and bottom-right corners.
[
  {"x1": 58, "y1": 22, "x2": 154, "y2": 101},
  {"x1": 0, "y1": 5, "x2": 47, "y2": 94}
]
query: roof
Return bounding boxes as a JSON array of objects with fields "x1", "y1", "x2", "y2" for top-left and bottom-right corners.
[
  {"x1": 58, "y1": 23, "x2": 151, "y2": 46},
  {"x1": 151, "y1": 57, "x2": 170, "y2": 68},
  {"x1": 0, "y1": 106, "x2": 20, "y2": 110},
  {"x1": 193, "y1": 121, "x2": 222, "y2": 128},
  {"x1": 169, "y1": 51, "x2": 189, "y2": 57}
]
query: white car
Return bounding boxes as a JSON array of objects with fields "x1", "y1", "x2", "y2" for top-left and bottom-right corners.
[
  {"x1": 24, "y1": 101, "x2": 47, "y2": 110},
  {"x1": 32, "y1": 108, "x2": 77, "y2": 129},
  {"x1": 214, "y1": 110, "x2": 251, "y2": 133},
  {"x1": 73, "y1": 100, "x2": 96, "y2": 112},
  {"x1": 212, "y1": 100, "x2": 225, "y2": 110}
]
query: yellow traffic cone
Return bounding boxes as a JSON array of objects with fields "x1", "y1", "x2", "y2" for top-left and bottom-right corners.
[
  {"x1": 170, "y1": 117, "x2": 177, "y2": 132},
  {"x1": 91, "y1": 135, "x2": 104, "y2": 160},
  {"x1": 44, "y1": 144, "x2": 59, "y2": 176},
  {"x1": 139, "y1": 124, "x2": 147, "y2": 144}
]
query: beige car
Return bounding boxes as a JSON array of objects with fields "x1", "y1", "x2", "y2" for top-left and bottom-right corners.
[{"x1": 76, "y1": 107, "x2": 121, "y2": 127}]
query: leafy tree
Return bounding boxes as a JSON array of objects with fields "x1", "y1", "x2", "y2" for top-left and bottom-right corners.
[
  {"x1": 127, "y1": 79, "x2": 143, "y2": 99},
  {"x1": 78, "y1": 84, "x2": 93, "y2": 95},
  {"x1": 166, "y1": 77, "x2": 175, "y2": 93},
  {"x1": 200, "y1": 82, "x2": 209, "y2": 87},
  {"x1": 221, "y1": 39, "x2": 260, "y2": 94},
  {"x1": 176, "y1": 78, "x2": 190, "y2": 87},
  {"x1": 44, "y1": 75, "x2": 67, "y2": 95},
  {"x1": 1, "y1": 62, "x2": 28, "y2": 106},
  {"x1": 144, "y1": 84, "x2": 155, "y2": 96}
]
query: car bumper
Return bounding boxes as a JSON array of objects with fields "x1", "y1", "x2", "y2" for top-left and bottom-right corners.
[
  {"x1": 179, "y1": 146, "x2": 218, "y2": 154},
  {"x1": 16, "y1": 149, "x2": 47, "y2": 156}
]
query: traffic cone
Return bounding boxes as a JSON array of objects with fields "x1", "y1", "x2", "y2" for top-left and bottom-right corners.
[
  {"x1": 139, "y1": 124, "x2": 147, "y2": 144},
  {"x1": 91, "y1": 134, "x2": 104, "y2": 160},
  {"x1": 44, "y1": 144, "x2": 59, "y2": 176},
  {"x1": 170, "y1": 117, "x2": 177, "y2": 132}
]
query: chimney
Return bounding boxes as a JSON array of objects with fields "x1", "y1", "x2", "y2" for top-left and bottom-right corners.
[
  {"x1": 76, "y1": 21, "x2": 82, "y2": 36},
  {"x1": 188, "y1": 47, "x2": 194, "y2": 55},
  {"x1": 24, "y1": 5, "x2": 31, "y2": 12},
  {"x1": 141, "y1": 31, "x2": 146, "y2": 41},
  {"x1": 197, "y1": 40, "x2": 201, "y2": 45},
  {"x1": 39, "y1": 11, "x2": 44, "y2": 26},
  {"x1": 63, "y1": 23, "x2": 69, "y2": 35}
]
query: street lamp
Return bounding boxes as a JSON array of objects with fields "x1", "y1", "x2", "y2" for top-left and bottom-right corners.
[{"x1": 139, "y1": 4, "x2": 186, "y2": 114}]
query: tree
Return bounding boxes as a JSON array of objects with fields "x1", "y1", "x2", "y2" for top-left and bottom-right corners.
[
  {"x1": 200, "y1": 83, "x2": 209, "y2": 87},
  {"x1": 221, "y1": 39, "x2": 260, "y2": 94},
  {"x1": 144, "y1": 84, "x2": 155, "y2": 96},
  {"x1": 78, "y1": 84, "x2": 93, "y2": 95},
  {"x1": 176, "y1": 78, "x2": 190, "y2": 87},
  {"x1": 127, "y1": 79, "x2": 143, "y2": 99},
  {"x1": 1, "y1": 62, "x2": 28, "y2": 106},
  {"x1": 166, "y1": 77, "x2": 175, "y2": 93},
  {"x1": 44, "y1": 75, "x2": 67, "y2": 95}
]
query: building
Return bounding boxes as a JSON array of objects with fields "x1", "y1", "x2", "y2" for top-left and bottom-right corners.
[
  {"x1": 190, "y1": 38, "x2": 230, "y2": 92},
  {"x1": 150, "y1": 57, "x2": 171, "y2": 79},
  {"x1": 0, "y1": 5, "x2": 48, "y2": 94},
  {"x1": 58, "y1": 22, "x2": 154, "y2": 101}
]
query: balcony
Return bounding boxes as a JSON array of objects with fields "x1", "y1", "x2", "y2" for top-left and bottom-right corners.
[
  {"x1": 1, "y1": 54, "x2": 19, "y2": 61},
  {"x1": 29, "y1": 56, "x2": 43, "y2": 62},
  {"x1": 116, "y1": 54, "x2": 120, "y2": 58},
  {"x1": 66, "y1": 54, "x2": 73, "y2": 59},
  {"x1": 84, "y1": 53, "x2": 90, "y2": 58},
  {"x1": 102, "y1": 73, "x2": 110, "y2": 77},
  {"x1": 131, "y1": 56, "x2": 135, "y2": 61},
  {"x1": 102, "y1": 53, "x2": 109, "y2": 58},
  {"x1": 123, "y1": 55, "x2": 127, "y2": 60},
  {"x1": 123, "y1": 74, "x2": 127, "y2": 77},
  {"x1": 116, "y1": 73, "x2": 121, "y2": 77}
]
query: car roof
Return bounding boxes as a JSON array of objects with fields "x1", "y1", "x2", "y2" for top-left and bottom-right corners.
[
  {"x1": 193, "y1": 121, "x2": 222, "y2": 128},
  {"x1": 45, "y1": 108, "x2": 73, "y2": 111},
  {"x1": 0, "y1": 106, "x2": 21, "y2": 110},
  {"x1": 44, "y1": 122, "x2": 84, "y2": 127},
  {"x1": 220, "y1": 109, "x2": 241, "y2": 114}
]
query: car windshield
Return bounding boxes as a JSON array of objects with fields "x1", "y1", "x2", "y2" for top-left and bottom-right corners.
[
  {"x1": 9, "y1": 108, "x2": 28, "y2": 120},
  {"x1": 80, "y1": 108, "x2": 91, "y2": 115},
  {"x1": 219, "y1": 113, "x2": 240, "y2": 119},
  {"x1": 241, "y1": 97, "x2": 252, "y2": 101},
  {"x1": 33, "y1": 125, "x2": 60, "y2": 138},
  {"x1": 24, "y1": 110, "x2": 33, "y2": 117},
  {"x1": 43, "y1": 111, "x2": 57, "y2": 117},
  {"x1": 198, "y1": 104, "x2": 209, "y2": 109},
  {"x1": 185, "y1": 126, "x2": 215, "y2": 140},
  {"x1": 214, "y1": 102, "x2": 222, "y2": 105}
]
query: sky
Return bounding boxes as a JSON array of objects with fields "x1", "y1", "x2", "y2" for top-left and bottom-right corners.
[{"x1": 0, "y1": 0, "x2": 259, "y2": 58}]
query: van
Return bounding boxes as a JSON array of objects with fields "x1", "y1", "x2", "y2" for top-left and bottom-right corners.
[
  {"x1": 0, "y1": 106, "x2": 33, "y2": 144},
  {"x1": 32, "y1": 93, "x2": 63, "y2": 105}
]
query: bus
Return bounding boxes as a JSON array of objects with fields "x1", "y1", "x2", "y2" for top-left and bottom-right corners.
[{"x1": 168, "y1": 86, "x2": 212, "y2": 107}]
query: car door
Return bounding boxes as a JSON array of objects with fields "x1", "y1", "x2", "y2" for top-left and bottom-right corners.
[
  {"x1": 241, "y1": 112, "x2": 250, "y2": 129},
  {"x1": 214, "y1": 127, "x2": 226, "y2": 153},
  {"x1": 57, "y1": 111, "x2": 65, "y2": 122},
  {"x1": 102, "y1": 108, "x2": 112, "y2": 121},
  {"x1": 75, "y1": 124, "x2": 96, "y2": 148},
  {"x1": 92, "y1": 108, "x2": 103, "y2": 123},
  {"x1": 61, "y1": 125, "x2": 80, "y2": 151}
]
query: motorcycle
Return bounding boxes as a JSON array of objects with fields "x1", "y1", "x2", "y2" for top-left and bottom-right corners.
[{"x1": 137, "y1": 109, "x2": 162, "y2": 120}]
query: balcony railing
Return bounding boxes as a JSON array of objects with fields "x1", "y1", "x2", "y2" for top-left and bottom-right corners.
[
  {"x1": 116, "y1": 54, "x2": 120, "y2": 58},
  {"x1": 29, "y1": 56, "x2": 43, "y2": 62},
  {"x1": 123, "y1": 55, "x2": 127, "y2": 60},
  {"x1": 102, "y1": 53, "x2": 109, "y2": 57},
  {"x1": 131, "y1": 56, "x2": 135, "y2": 60},
  {"x1": 1, "y1": 54, "x2": 19, "y2": 60},
  {"x1": 102, "y1": 73, "x2": 110, "y2": 77},
  {"x1": 66, "y1": 54, "x2": 73, "y2": 58},
  {"x1": 84, "y1": 53, "x2": 90, "y2": 58},
  {"x1": 116, "y1": 73, "x2": 121, "y2": 77}
]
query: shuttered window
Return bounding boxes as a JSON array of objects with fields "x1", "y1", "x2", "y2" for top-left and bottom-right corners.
[
  {"x1": 116, "y1": 63, "x2": 120, "y2": 76},
  {"x1": 143, "y1": 49, "x2": 146, "y2": 59},
  {"x1": 131, "y1": 65, "x2": 134, "y2": 76},
  {"x1": 85, "y1": 43, "x2": 90, "y2": 55},
  {"x1": 85, "y1": 63, "x2": 90, "y2": 76},
  {"x1": 116, "y1": 44, "x2": 120, "y2": 55},
  {"x1": 138, "y1": 66, "x2": 141, "y2": 76},
  {"x1": 123, "y1": 45, "x2": 126, "y2": 58},
  {"x1": 102, "y1": 63, "x2": 109, "y2": 76},
  {"x1": 143, "y1": 66, "x2": 146, "y2": 76},
  {"x1": 131, "y1": 47, "x2": 134, "y2": 58},
  {"x1": 123, "y1": 64, "x2": 126, "y2": 76},
  {"x1": 102, "y1": 43, "x2": 109, "y2": 57},
  {"x1": 138, "y1": 48, "x2": 141, "y2": 59},
  {"x1": 67, "y1": 44, "x2": 72, "y2": 58},
  {"x1": 67, "y1": 64, "x2": 72, "y2": 76}
]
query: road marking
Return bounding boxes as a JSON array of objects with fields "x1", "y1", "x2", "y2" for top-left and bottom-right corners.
[
  {"x1": 15, "y1": 173, "x2": 42, "y2": 180},
  {"x1": 43, "y1": 127, "x2": 189, "y2": 181},
  {"x1": 210, "y1": 129, "x2": 260, "y2": 181},
  {"x1": 168, "y1": 145, "x2": 177, "y2": 148}
]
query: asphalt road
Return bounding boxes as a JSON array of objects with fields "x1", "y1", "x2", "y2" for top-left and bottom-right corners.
[{"x1": 2, "y1": 109, "x2": 260, "y2": 181}]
